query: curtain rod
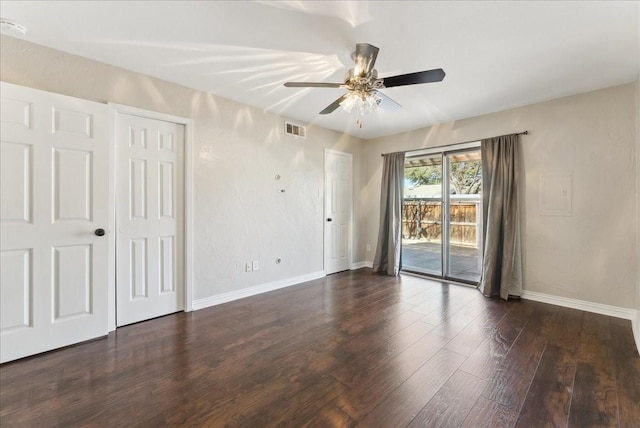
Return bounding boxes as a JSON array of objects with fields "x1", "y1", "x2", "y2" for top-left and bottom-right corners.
[{"x1": 380, "y1": 131, "x2": 529, "y2": 157}]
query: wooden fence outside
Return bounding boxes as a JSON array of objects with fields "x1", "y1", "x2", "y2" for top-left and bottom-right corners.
[{"x1": 402, "y1": 198, "x2": 480, "y2": 248}]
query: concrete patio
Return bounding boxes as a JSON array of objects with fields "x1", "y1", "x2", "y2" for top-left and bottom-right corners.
[{"x1": 402, "y1": 240, "x2": 481, "y2": 283}]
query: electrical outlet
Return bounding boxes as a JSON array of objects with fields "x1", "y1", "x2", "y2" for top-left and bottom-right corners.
[
  {"x1": 245, "y1": 262, "x2": 252, "y2": 272},
  {"x1": 366, "y1": 244, "x2": 371, "y2": 252},
  {"x1": 252, "y1": 260, "x2": 259, "y2": 271}
]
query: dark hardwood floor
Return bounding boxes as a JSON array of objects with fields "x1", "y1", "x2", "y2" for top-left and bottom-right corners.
[{"x1": 1, "y1": 269, "x2": 639, "y2": 427}]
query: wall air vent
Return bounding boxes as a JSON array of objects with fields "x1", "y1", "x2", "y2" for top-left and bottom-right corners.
[{"x1": 284, "y1": 121, "x2": 306, "y2": 138}]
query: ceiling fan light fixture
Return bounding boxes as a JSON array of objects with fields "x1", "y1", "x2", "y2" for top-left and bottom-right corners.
[
  {"x1": 283, "y1": 43, "x2": 444, "y2": 118},
  {"x1": 340, "y1": 91, "x2": 381, "y2": 115}
]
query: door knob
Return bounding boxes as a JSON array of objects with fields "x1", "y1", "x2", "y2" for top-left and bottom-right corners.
[
  {"x1": 327, "y1": 218, "x2": 332, "y2": 222},
  {"x1": 94, "y1": 228, "x2": 106, "y2": 236}
]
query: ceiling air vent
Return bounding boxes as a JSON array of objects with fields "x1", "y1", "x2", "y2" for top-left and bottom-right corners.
[{"x1": 285, "y1": 121, "x2": 306, "y2": 138}]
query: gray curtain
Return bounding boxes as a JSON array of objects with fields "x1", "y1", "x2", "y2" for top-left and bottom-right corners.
[
  {"x1": 479, "y1": 134, "x2": 523, "y2": 299},
  {"x1": 373, "y1": 152, "x2": 405, "y2": 276}
]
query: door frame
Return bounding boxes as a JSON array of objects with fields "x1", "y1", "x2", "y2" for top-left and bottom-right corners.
[
  {"x1": 107, "y1": 103, "x2": 194, "y2": 331},
  {"x1": 323, "y1": 148, "x2": 353, "y2": 274}
]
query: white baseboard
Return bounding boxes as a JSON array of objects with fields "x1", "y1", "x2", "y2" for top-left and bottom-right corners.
[
  {"x1": 521, "y1": 290, "x2": 637, "y2": 320},
  {"x1": 522, "y1": 291, "x2": 640, "y2": 355},
  {"x1": 350, "y1": 261, "x2": 372, "y2": 270},
  {"x1": 192, "y1": 270, "x2": 325, "y2": 311}
]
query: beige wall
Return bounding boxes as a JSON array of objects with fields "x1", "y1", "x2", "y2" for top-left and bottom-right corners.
[
  {"x1": 2, "y1": 35, "x2": 638, "y2": 312},
  {"x1": 636, "y1": 77, "x2": 640, "y2": 344},
  {"x1": 0, "y1": 35, "x2": 365, "y2": 301},
  {"x1": 362, "y1": 84, "x2": 638, "y2": 309}
]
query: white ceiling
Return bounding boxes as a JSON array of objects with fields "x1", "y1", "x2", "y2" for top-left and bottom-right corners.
[{"x1": 1, "y1": 1, "x2": 638, "y2": 139}]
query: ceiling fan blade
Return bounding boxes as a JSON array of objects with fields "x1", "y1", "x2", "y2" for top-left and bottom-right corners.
[
  {"x1": 319, "y1": 95, "x2": 348, "y2": 115},
  {"x1": 284, "y1": 82, "x2": 343, "y2": 88},
  {"x1": 373, "y1": 90, "x2": 402, "y2": 111},
  {"x1": 353, "y1": 43, "x2": 379, "y2": 78},
  {"x1": 382, "y1": 68, "x2": 446, "y2": 88}
]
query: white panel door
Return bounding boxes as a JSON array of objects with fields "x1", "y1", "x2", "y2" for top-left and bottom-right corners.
[
  {"x1": 0, "y1": 82, "x2": 109, "y2": 363},
  {"x1": 324, "y1": 150, "x2": 352, "y2": 274},
  {"x1": 116, "y1": 113, "x2": 184, "y2": 326}
]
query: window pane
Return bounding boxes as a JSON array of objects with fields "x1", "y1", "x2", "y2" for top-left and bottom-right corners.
[
  {"x1": 402, "y1": 154, "x2": 442, "y2": 276},
  {"x1": 446, "y1": 150, "x2": 482, "y2": 282}
]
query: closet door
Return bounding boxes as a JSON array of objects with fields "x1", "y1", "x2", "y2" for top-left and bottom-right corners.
[
  {"x1": 0, "y1": 82, "x2": 110, "y2": 363},
  {"x1": 115, "y1": 112, "x2": 184, "y2": 326}
]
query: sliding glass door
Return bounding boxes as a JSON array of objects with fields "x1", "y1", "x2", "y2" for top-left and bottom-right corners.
[
  {"x1": 445, "y1": 150, "x2": 483, "y2": 282},
  {"x1": 402, "y1": 145, "x2": 482, "y2": 284},
  {"x1": 402, "y1": 153, "x2": 443, "y2": 277}
]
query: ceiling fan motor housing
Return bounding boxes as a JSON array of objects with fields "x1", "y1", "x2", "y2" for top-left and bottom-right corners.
[{"x1": 344, "y1": 68, "x2": 385, "y2": 93}]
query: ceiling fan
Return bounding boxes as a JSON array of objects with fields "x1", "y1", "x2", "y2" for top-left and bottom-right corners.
[{"x1": 284, "y1": 43, "x2": 445, "y2": 116}]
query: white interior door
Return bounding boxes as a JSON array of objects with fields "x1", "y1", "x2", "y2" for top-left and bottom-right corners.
[
  {"x1": 324, "y1": 150, "x2": 352, "y2": 274},
  {"x1": 0, "y1": 82, "x2": 109, "y2": 363},
  {"x1": 115, "y1": 113, "x2": 184, "y2": 326}
]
